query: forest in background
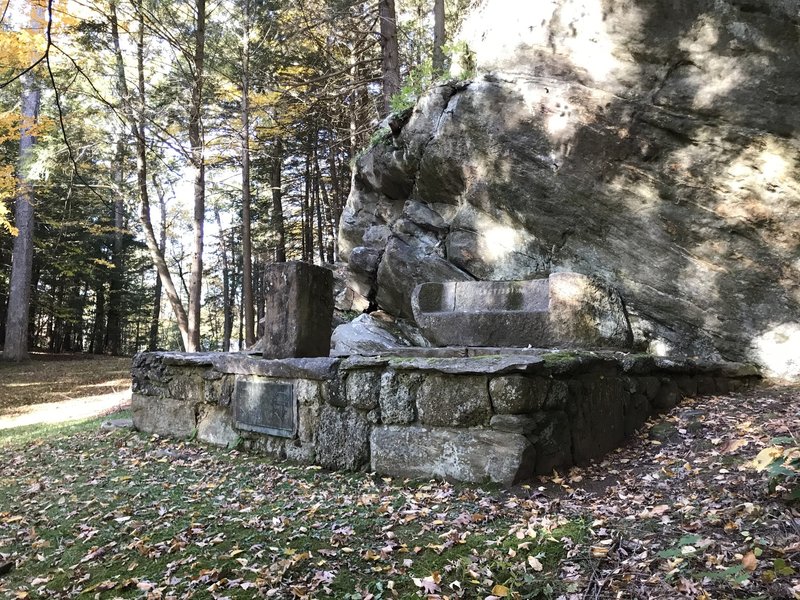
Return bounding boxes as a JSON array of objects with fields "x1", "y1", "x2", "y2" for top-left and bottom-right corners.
[{"x1": 0, "y1": 0, "x2": 471, "y2": 357}]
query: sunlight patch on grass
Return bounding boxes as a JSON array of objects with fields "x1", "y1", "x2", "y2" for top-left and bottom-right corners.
[{"x1": 0, "y1": 410, "x2": 131, "y2": 447}]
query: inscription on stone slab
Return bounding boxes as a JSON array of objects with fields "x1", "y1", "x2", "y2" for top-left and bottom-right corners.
[{"x1": 234, "y1": 379, "x2": 296, "y2": 437}]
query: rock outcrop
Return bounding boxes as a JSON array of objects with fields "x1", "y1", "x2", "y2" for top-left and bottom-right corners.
[{"x1": 339, "y1": 0, "x2": 800, "y2": 379}]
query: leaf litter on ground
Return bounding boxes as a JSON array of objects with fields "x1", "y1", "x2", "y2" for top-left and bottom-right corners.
[{"x1": 0, "y1": 383, "x2": 798, "y2": 599}]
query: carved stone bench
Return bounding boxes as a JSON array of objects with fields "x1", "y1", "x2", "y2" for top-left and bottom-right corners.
[{"x1": 411, "y1": 272, "x2": 632, "y2": 349}]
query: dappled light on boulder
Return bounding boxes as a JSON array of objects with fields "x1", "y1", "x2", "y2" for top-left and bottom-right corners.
[
  {"x1": 752, "y1": 323, "x2": 800, "y2": 382},
  {"x1": 339, "y1": 0, "x2": 800, "y2": 380}
]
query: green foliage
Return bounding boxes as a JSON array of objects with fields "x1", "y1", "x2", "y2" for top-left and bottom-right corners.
[
  {"x1": 390, "y1": 58, "x2": 436, "y2": 114},
  {"x1": 447, "y1": 39, "x2": 477, "y2": 79},
  {"x1": 368, "y1": 126, "x2": 393, "y2": 149},
  {"x1": 750, "y1": 437, "x2": 800, "y2": 501},
  {"x1": 388, "y1": 41, "x2": 476, "y2": 114},
  {"x1": 350, "y1": 126, "x2": 392, "y2": 168}
]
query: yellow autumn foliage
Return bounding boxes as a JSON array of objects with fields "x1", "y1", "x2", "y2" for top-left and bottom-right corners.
[
  {"x1": 0, "y1": 165, "x2": 17, "y2": 235},
  {"x1": 0, "y1": 30, "x2": 45, "y2": 71},
  {"x1": 751, "y1": 446, "x2": 786, "y2": 471}
]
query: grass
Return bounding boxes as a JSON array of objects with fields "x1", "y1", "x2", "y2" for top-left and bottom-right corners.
[
  {"x1": 0, "y1": 417, "x2": 585, "y2": 599},
  {"x1": 0, "y1": 410, "x2": 130, "y2": 447},
  {"x1": 2, "y1": 361, "x2": 795, "y2": 599}
]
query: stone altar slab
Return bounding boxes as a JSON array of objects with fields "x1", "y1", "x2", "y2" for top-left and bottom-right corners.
[{"x1": 411, "y1": 273, "x2": 632, "y2": 349}]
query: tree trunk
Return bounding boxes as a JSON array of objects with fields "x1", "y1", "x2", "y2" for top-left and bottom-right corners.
[
  {"x1": 187, "y1": 0, "x2": 207, "y2": 352},
  {"x1": 302, "y1": 142, "x2": 314, "y2": 262},
  {"x1": 270, "y1": 139, "x2": 286, "y2": 263},
  {"x1": 240, "y1": 0, "x2": 255, "y2": 348},
  {"x1": 3, "y1": 5, "x2": 42, "y2": 361},
  {"x1": 132, "y1": 0, "x2": 189, "y2": 351},
  {"x1": 215, "y1": 209, "x2": 233, "y2": 352},
  {"x1": 314, "y1": 150, "x2": 334, "y2": 263},
  {"x1": 148, "y1": 177, "x2": 168, "y2": 351},
  {"x1": 432, "y1": 0, "x2": 446, "y2": 75},
  {"x1": 109, "y1": 0, "x2": 189, "y2": 351},
  {"x1": 105, "y1": 136, "x2": 126, "y2": 355},
  {"x1": 91, "y1": 283, "x2": 106, "y2": 354},
  {"x1": 349, "y1": 41, "x2": 360, "y2": 157},
  {"x1": 0, "y1": 245, "x2": 7, "y2": 344},
  {"x1": 378, "y1": 0, "x2": 400, "y2": 117},
  {"x1": 327, "y1": 142, "x2": 342, "y2": 261}
]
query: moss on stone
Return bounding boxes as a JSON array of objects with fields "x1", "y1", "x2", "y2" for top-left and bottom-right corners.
[{"x1": 541, "y1": 351, "x2": 581, "y2": 365}]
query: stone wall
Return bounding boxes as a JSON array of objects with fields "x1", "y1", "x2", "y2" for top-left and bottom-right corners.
[{"x1": 132, "y1": 351, "x2": 758, "y2": 485}]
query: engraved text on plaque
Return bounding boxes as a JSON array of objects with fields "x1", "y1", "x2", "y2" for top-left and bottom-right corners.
[{"x1": 234, "y1": 379, "x2": 296, "y2": 437}]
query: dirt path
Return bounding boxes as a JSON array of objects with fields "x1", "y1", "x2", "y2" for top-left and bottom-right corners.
[
  {"x1": 0, "y1": 354, "x2": 132, "y2": 429},
  {"x1": 0, "y1": 389, "x2": 131, "y2": 429}
]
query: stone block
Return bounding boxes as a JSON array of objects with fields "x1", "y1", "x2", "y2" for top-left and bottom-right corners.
[
  {"x1": 379, "y1": 370, "x2": 422, "y2": 424},
  {"x1": 204, "y1": 375, "x2": 234, "y2": 406},
  {"x1": 412, "y1": 280, "x2": 549, "y2": 347},
  {"x1": 370, "y1": 425, "x2": 535, "y2": 485},
  {"x1": 623, "y1": 393, "x2": 650, "y2": 437},
  {"x1": 285, "y1": 442, "x2": 316, "y2": 464},
  {"x1": 489, "y1": 375, "x2": 549, "y2": 413},
  {"x1": 490, "y1": 414, "x2": 543, "y2": 435},
  {"x1": 295, "y1": 379, "x2": 327, "y2": 405},
  {"x1": 197, "y1": 406, "x2": 239, "y2": 447},
  {"x1": 344, "y1": 370, "x2": 382, "y2": 410},
  {"x1": 315, "y1": 405, "x2": 371, "y2": 471},
  {"x1": 676, "y1": 376, "x2": 697, "y2": 397},
  {"x1": 570, "y1": 378, "x2": 628, "y2": 466},
  {"x1": 697, "y1": 376, "x2": 717, "y2": 395},
  {"x1": 375, "y1": 233, "x2": 473, "y2": 318},
  {"x1": 331, "y1": 312, "x2": 423, "y2": 357},
  {"x1": 132, "y1": 394, "x2": 196, "y2": 438},
  {"x1": 653, "y1": 379, "x2": 680, "y2": 410},
  {"x1": 263, "y1": 262, "x2": 334, "y2": 358},
  {"x1": 635, "y1": 376, "x2": 661, "y2": 400},
  {"x1": 546, "y1": 380, "x2": 570, "y2": 409},
  {"x1": 387, "y1": 354, "x2": 544, "y2": 375},
  {"x1": 165, "y1": 368, "x2": 205, "y2": 403},
  {"x1": 546, "y1": 272, "x2": 632, "y2": 349},
  {"x1": 714, "y1": 378, "x2": 731, "y2": 394},
  {"x1": 416, "y1": 374, "x2": 491, "y2": 426},
  {"x1": 298, "y1": 403, "x2": 320, "y2": 443},
  {"x1": 244, "y1": 435, "x2": 288, "y2": 459},
  {"x1": 411, "y1": 273, "x2": 632, "y2": 349},
  {"x1": 532, "y1": 411, "x2": 572, "y2": 474},
  {"x1": 213, "y1": 355, "x2": 340, "y2": 380}
]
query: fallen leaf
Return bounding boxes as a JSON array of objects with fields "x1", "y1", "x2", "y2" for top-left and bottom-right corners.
[
  {"x1": 742, "y1": 551, "x2": 758, "y2": 572},
  {"x1": 491, "y1": 583, "x2": 510, "y2": 596},
  {"x1": 719, "y1": 438, "x2": 749, "y2": 453},
  {"x1": 751, "y1": 447, "x2": 784, "y2": 471},
  {"x1": 528, "y1": 556, "x2": 543, "y2": 571}
]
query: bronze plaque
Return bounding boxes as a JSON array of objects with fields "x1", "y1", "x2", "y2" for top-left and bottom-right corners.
[{"x1": 233, "y1": 379, "x2": 296, "y2": 437}]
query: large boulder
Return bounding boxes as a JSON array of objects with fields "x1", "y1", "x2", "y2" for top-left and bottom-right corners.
[{"x1": 339, "y1": 0, "x2": 800, "y2": 379}]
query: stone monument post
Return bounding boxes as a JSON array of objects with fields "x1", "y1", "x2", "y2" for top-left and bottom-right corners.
[{"x1": 263, "y1": 262, "x2": 334, "y2": 358}]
